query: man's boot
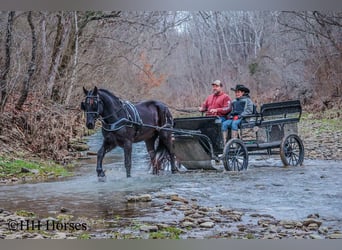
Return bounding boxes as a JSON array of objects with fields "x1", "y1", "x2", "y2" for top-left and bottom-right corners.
[
  {"x1": 222, "y1": 131, "x2": 228, "y2": 143},
  {"x1": 231, "y1": 130, "x2": 238, "y2": 139}
]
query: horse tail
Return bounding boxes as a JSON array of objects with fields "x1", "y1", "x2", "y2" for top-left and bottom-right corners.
[
  {"x1": 152, "y1": 102, "x2": 174, "y2": 174},
  {"x1": 152, "y1": 139, "x2": 170, "y2": 174}
]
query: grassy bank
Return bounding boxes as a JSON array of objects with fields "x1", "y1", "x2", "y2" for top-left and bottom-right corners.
[{"x1": 0, "y1": 155, "x2": 73, "y2": 184}]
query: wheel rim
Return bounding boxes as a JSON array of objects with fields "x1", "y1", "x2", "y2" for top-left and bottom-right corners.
[
  {"x1": 280, "y1": 134, "x2": 304, "y2": 166},
  {"x1": 223, "y1": 139, "x2": 248, "y2": 171}
]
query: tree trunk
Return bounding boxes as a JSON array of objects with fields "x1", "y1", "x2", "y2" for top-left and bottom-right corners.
[
  {"x1": 40, "y1": 12, "x2": 48, "y2": 81},
  {"x1": 0, "y1": 11, "x2": 15, "y2": 112},
  {"x1": 16, "y1": 11, "x2": 37, "y2": 110},
  {"x1": 46, "y1": 12, "x2": 70, "y2": 99},
  {"x1": 65, "y1": 11, "x2": 79, "y2": 106}
]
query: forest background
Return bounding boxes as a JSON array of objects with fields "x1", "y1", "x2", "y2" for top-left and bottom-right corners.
[{"x1": 0, "y1": 11, "x2": 341, "y2": 163}]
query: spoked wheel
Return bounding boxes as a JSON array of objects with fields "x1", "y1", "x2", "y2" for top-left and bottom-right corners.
[
  {"x1": 222, "y1": 138, "x2": 248, "y2": 171},
  {"x1": 280, "y1": 134, "x2": 304, "y2": 166}
]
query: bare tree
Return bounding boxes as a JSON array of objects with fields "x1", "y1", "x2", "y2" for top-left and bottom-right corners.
[
  {"x1": 15, "y1": 11, "x2": 37, "y2": 110},
  {"x1": 277, "y1": 11, "x2": 342, "y2": 107},
  {"x1": 46, "y1": 12, "x2": 71, "y2": 99},
  {"x1": 64, "y1": 11, "x2": 78, "y2": 105},
  {"x1": 0, "y1": 11, "x2": 14, "y2": 112}
]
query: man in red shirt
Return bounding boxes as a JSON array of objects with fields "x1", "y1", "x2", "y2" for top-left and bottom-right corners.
[
  {"x1": 199, "y1": 80, "x2": 232, "y2": 141},
  {"x1": 199, "y1": 80, "x2": 232, "y2": 117}
]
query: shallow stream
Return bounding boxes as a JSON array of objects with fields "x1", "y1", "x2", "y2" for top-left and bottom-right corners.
[{"x1": 1, "y1": 131, "x2": 341, "y2": 230}]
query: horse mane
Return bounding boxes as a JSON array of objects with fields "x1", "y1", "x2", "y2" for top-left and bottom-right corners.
[{"x1": 98, "y1": 88, "x2": 121, "y2": 105}]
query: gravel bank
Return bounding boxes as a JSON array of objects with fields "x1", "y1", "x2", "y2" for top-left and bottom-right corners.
[{"x1": 1, "y1": 193, "x2": 342, "y2": 239}]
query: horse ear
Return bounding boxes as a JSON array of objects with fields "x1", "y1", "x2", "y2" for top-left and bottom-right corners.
[
  {"x1": 93, "y1": 86, "x2": 98, "y2": 95},
  {"x1": 83, "y1": 87, "x2": 88, "y2": 96}
]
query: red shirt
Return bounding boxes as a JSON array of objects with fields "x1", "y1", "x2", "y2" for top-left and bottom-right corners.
[{"x1": 201, "y1": 92, "x2": 232, "y2": 116}]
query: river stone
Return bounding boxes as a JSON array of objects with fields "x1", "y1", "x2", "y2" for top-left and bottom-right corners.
[
  {"x1": 190, "y1": 212, "x2": 204, "y2": 219},
  {"x1": 52, "y1": 232, "x2": 67, "y2": 239},
  {"x1": 309, "y1": 234, "x2": 324, "y2": 239},
  {"x1": 258, "y1": 219, "x2": 277, "y2": 227},
  {"x1": 199, "y1": 221, "x2": 215, "y2": 228},
  {"x1": 327, "y1": 233, "x2": 342, "y2": 239},
  {"x1": 21, "y1": 167, "x2": 31, "y2": 173},
  {"x1": 126, "y1": 194, "x2": 152, "y2": 202},
  {"x1": 302, "y1": 218, "x2": 322, "y2": 227},
  {"x1": 279, "y1": 220, "x2": 303, "y2": 228},
  {"x1": 307, "y1": 223, "x2": 319, "y2": 230},
  {"x1": 181, "y1": 221, "x2": 196, "y2": 228},
  {"x1": 182, "y1": 216, "x2": 196, "y2": 223},
  {"x1": 140, "y1": 225, "x2": 158, "y2": 232},
  {"x1": 170, "y1": 195, "x2": 188, "y2": 203},
  {"x1": 178, "y1": 205, "x2": 189, "y2": 211},
  {"x1": 318, "y1": 226, "x2": 328, "y2": 234},
  {"x1": 163, "y1": 206, "x2": 171, "y2": 211}
]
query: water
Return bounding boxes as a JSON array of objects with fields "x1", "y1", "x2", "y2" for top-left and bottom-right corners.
[{"x1": 0, "y1": 131, "x2": 341, "y2": 230}]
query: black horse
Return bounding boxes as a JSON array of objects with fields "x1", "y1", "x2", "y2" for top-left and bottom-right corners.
[{"x1": 81, "y1": 86, "x2": 177, "y2": 178}]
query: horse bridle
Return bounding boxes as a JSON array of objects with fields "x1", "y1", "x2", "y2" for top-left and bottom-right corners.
[
  {"x1": 82, "y1": 95, "x2": 101, "y2": 118},
  {"x1": 82, "y1": 93, "x2": 142, "y2": 132}
]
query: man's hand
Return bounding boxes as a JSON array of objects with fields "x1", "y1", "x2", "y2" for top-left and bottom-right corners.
[{"x1": 209, "y1": 109, "x2": 218, "y2": 114}]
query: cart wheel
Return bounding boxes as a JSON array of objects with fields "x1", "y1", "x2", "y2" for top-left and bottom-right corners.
[
  {"x1": 280, "y1": 134, "x2": 304, "y2": 166},
  {"x1": 222, "y1": 138, "x2": 248, "y2": 171}
]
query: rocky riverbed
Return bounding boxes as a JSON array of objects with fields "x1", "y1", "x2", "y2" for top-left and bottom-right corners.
[{"x1": 1, "y1": 192, "x2": 342, "y2": 239}]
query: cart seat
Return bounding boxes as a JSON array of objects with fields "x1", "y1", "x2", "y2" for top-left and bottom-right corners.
[{"x1": 239, "y1": 100, "x2": 302, "y2": 129}]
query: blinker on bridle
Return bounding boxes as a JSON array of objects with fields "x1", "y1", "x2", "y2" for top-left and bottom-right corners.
[{"x1": 82, "y1": 95, "x2": 100, "y2": 117}]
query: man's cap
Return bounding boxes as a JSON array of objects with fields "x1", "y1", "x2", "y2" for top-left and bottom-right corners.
[{"x1": 211, "y1": 80, "x2": 222, "y2": 86}]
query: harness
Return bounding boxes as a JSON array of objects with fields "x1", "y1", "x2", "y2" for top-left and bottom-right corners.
[{"x1": 101, "y1": 100, "x2": 143, "y2": 132}]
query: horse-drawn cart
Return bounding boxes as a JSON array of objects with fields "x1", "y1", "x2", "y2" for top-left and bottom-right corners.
[
  {"x1": 81, "y1": 87, "x2": 304, "y2": 177},
  {"x1": 172, "y1": 100, "x2": 305, "y2": 171}
]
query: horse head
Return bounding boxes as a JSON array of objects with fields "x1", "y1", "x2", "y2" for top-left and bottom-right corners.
[{"x1": 81, "y1": 86, "x2": 102, "y2": 129}]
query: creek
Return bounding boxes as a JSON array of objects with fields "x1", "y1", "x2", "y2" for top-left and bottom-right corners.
[{"x1": 1, "y1": 131, "x2": 341, "y2": 231}]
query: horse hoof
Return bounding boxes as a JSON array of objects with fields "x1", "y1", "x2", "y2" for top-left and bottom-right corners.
[
  {"x1": 97, "y1": 171, "x2": 106, "y2": 177},
  {"x1": 98, "y1": 177, "x2": 106, "y2": 182},
  {"x1": 98, "y1": 175, "x2": 106, "y2": 182}
]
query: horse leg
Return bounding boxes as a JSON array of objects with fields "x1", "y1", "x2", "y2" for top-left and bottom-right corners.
[
  {"x1": 124, "y1": 141, "x2": 133, "y2": 177},
  {"x1": 96, "y1": 140, "x2": 116, "y2": 178},
  {"x1": 145, "y1": 136, "x2": 158, "y2": 174},
  {"x1": 160, "y1": 131, "x2": 177, "y2": 174},
  {"x1": 96, "y1": 145, "x2": 106, "y2": 178}
]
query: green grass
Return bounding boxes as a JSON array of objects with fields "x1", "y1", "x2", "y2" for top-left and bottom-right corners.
[
  {"x1": 149, "y1": 226, "x2": 183, "y2": 239},
  {"x1": 0, "y1": 156, "x2": 72, "y2": 179},
  {"x1": 78, "y1": 233, "x2": 91, "y2": 239},
  {"x1": 15, "y1": 209, "x2": 36, "y2": 217}
]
